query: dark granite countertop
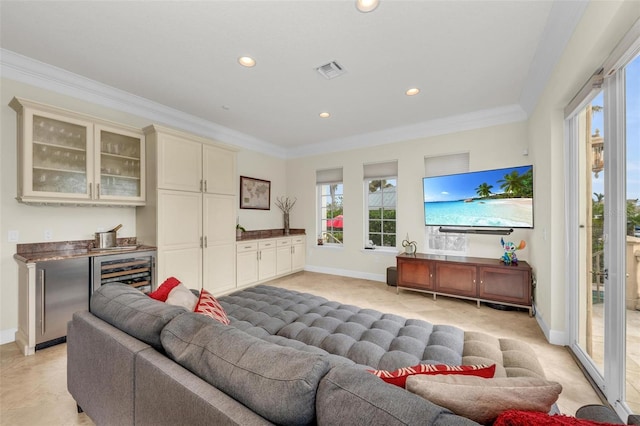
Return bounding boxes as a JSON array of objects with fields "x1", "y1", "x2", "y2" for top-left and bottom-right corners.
[
  {"x1": 236, "y1": 228, "x2": 305, "y2": 242},
  {"x1": 14, "y1": 238, "x2": 156, "y2": 263}
]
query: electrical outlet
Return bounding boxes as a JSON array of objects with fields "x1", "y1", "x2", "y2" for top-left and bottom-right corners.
[
  {"x1": 44, "y1": 230, "x2": 53, "y2": 241},
  {"x1": 8, "y1": 230, "x2": 19, "y2": 242}
]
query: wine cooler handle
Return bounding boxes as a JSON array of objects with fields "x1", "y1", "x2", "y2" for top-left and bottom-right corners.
[{"x1": 40, "y1": 269, "x2": 46, "y2": 336}]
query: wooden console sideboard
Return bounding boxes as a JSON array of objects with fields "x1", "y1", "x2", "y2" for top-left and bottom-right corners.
[{"x1": 396, "y1": 253, "x2": 533, "y2": 315}]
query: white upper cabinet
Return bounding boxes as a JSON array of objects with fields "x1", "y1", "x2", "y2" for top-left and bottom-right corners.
[
  {"x1": 156, "y1": 132, "x2": 203, "y2": 192},
  {"x1": 152, "y1": 125, "x2": 236, "y2": 195},
  {"x1": 10, "y1": 97, "x2": 145, "y2": 205}
]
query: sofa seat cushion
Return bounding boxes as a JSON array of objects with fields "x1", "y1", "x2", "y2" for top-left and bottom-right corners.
[
  {"x1": 220, "y1": 285, "x2": 465, "y2": 370},
  {"x1": 90, "y1": 283, "x2": 187, "y2": 351},
  {"x1": 161, "y1": 312, "x2": 331, "y2": 426},
  {"x1": 463, "y1": 331, "x2": 546, "y2": 379}
]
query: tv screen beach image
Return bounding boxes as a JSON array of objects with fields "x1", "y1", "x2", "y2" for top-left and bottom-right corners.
[{"x1": 423, "y1": 165, "x2": 534, "y2": 228}]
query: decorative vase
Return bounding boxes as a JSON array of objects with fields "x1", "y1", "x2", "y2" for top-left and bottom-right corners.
[{"x1": 283, "y1": 213, "x2": 290, "y2": 235}]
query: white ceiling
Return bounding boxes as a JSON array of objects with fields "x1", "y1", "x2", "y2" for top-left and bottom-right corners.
[{"x1": 0, "y1": 1, "x2": 587, "y2": 158}]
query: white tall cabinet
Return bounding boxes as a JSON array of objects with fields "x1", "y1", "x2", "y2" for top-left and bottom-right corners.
[{"x1": 137, "y1": 125, "x2": 237, "y2": 295}]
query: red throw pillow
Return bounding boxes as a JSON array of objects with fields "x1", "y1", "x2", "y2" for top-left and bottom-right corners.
[
  {"x1": 194, "y1": 289, "x2": 230, "y2": 325},
  {"x1": 147, "y1": 277, "x2": 181, "y2": 302},
  {"x1": 368, "y1": 363, "x2": 496, "y2": 387},
  {"x1": 494, "y1": 409, "x2": 622, "y2": 426}
]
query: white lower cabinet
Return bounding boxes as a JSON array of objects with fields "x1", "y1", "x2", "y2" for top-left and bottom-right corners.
[
  {"x1": 236, "y1": 242, "x2": 258, "y2": 287},
  {"x1": 276, "y1": 238, "x2": 292, "y2": 275},
  {"x1": 258, "y1": 240, "x2": 277, "y2": 281},
  {"x1": 236, "y1": 236, "x2": 306, "y2": 288},
  {"x1": 291, "y1": 236, "x2": 306, "y2": 271}
]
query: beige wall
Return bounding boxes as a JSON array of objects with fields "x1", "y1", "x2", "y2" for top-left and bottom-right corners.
[
  {"x1": 286, "y1": 121, "x2": 533, "y2": 281},
  {"x1": 527, "y1": 0, "x2": 640, "y2": 343}
]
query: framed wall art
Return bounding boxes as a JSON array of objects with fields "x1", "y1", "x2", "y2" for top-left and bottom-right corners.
[{"x1": 240, "y1": 176, "x2": 270, "y2": 210}]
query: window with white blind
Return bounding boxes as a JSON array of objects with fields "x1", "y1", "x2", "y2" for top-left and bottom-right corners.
[
  {"x1": 316, "y1": 168, "x2": 344, "y2": 245},
  {"x1": 364, "y1": 161, "x2": 398, "y2": 248}
]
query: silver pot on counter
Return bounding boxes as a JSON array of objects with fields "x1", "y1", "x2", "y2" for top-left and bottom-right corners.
[{"x1": 94, "y1": 224, "x2": 122, "y2": 249}]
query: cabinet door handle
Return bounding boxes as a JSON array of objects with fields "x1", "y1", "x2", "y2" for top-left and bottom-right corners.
[
  {"x1": 204, "y1": 180, "x2": 208, "y2": 192},
  {"x1": 200, "y1": 236, "x2": 203, "y2": 248},
  {"x1": 97, "y1": 183, "x2": 100, "y2": 199},
  {"x1": 204, "y1": 236, "x2": 208, "y2": 248},
  {"x1": 88, "y1": 183, "x2": 92, "y2": 198},
  {"x1": 259, "y1": 250, "x2": 262, "y2": 260},
  {"x1": 40, "y1": 269, "x2": 46, "y2": 336},
  {"x1": 200, "y1": 180, "x2": 203, "y2": 192}
]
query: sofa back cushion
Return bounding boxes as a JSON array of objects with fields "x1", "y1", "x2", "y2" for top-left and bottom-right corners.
[
  {"x1": 316, "y1": 366, "x2": 480, "y2": 426},
  {"x1": 90, "y1": 283, "x2": 186, "y2": 351},
  {"x1": 161, "y1": 312, "x2": 331, "y2": 426}
]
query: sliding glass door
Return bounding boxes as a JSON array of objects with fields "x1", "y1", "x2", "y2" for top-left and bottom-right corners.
[{"x1": 568, "y1": 47, "x2": 639, "y2": 420}]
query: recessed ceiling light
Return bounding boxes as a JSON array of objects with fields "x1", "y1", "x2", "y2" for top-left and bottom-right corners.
[
  {"x1": 405, "y1": 88, "x2": 420, "y2": 96},
  {"x1": 356, "y1": 0, "x2": 379, "y2": 13},
  {"x1": 238, "y1": 56, "x2": 256, "y2": 67},
  {"x1": 319, "y1": 112, "x2": 331, "y2": 118}
]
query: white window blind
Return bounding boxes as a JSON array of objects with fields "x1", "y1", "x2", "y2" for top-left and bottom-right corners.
[
  {"x1": 363, "y1": 161, "x2": 398, "y2": 179},
  {"x1": 316, "y1": 168, "x2": 343, "y2": 184}
]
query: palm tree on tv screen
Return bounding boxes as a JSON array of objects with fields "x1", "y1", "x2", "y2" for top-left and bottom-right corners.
[
  {"x1": 475, "y1": 183, "x2": 493, "y2": 198},
  {"x1": 497, "y1": 168, "x2": 533, "y2": 198}
]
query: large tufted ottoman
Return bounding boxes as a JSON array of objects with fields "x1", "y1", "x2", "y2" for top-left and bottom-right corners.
[{"x1": 219, "y1": 285, "x2": 544, "y2": 376}]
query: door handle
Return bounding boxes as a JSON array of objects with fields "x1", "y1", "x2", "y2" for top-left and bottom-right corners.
[
  {"x1": 204, "y1": 236, "x2": 208, "y2": 248},
  {"x1": 40, "y1": 269, "x2": 46, "y2": 336},
  {"x1": 589, "y1": 269, "x2": 609, "y2": 279}
]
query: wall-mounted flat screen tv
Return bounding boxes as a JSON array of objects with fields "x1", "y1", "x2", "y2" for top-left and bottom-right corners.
[{"x1": 423, "y1": 165, "x2": 534, "y2": 229}]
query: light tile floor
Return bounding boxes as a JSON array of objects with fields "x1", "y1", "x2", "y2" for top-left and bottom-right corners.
[{"x1": 1, "y1": 271, "x2": 605, "y2": 425}]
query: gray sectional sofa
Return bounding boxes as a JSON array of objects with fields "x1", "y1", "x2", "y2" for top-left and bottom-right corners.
[{"x1": 67, "y1": 283, "x2": 548, "y2": 425}]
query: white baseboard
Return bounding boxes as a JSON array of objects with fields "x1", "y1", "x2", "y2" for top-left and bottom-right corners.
[
  {"x1": 0, "y1": 328, "x2": 17, "y2": 345},
  {"x1": 303, "y1": 265, "x2": 386, "y2": 283},
  {"x1": 534, "y1": 305, "x2": 566, "y2": 345}
]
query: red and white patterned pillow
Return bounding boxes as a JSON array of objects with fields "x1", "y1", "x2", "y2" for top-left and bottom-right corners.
[
  {"x1": 194, "y1": 289, "x2": 230, "y2": 325},
  {"x1": 368, "y1": 363, "x2": 496, "y2": 387}
]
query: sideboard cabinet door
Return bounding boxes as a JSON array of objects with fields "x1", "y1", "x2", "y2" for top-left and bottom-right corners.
[{"x1": 397, "y1": 257, "x2": 434, "y2": 290}]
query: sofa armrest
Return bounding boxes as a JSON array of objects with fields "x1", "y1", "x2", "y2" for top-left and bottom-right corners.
[{"x1": 67, "y1": 310, "x2": 151, "y2": 426}]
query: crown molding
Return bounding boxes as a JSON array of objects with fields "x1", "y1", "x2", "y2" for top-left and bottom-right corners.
[
  {"x1": 287, "y1": 104, "x2": 527, "y2": 159},
  {"x1": 0, "y1": 49, "x2": 286, "y2": 158},
  {"x1": 2, "y1": 48, "x2": 529, "y2": 160}
]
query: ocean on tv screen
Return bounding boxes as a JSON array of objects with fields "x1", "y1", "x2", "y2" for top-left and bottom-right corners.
[{"x1": 424, "y1": 198, "x2": 533, "y2": 228}]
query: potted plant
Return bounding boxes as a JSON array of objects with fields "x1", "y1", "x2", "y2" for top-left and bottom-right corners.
[{"x1": 275, "y1": 196, "x2": 297, "y2": 235}]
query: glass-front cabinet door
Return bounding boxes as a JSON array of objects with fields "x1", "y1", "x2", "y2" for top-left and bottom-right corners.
[
  {"x1": 10, "y1": 97, "x2": 145, "y2": 206},
  {"x1": 26, "y1": 110, "x2": 94, "y2": 200},
  {"x1": 95, "y1": 124, "x2": 145, "y2": 203}
]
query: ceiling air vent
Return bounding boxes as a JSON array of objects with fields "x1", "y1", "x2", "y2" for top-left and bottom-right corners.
[{"x1": 316, "y1": 61, "x2": 346, "y2": 80}]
